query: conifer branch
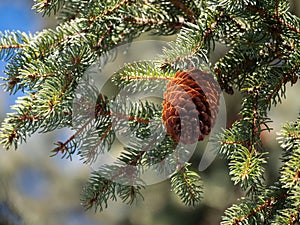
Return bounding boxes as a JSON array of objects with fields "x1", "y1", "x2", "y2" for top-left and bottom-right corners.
[
  {"x1": 169, "y1": 0, "x2": 195, "y2": 23},
  {"x1": 202, "y1": 11, "x2": 224, "y2": 40},
  {"x1": 278, "y1": 17, "x2": 300, "y2": 34},
  {"x1": 266, "y1": 65, "x2": 300, "y2": 104},
  {"x1": 1, "y1": 1, "x2": 300, "y2": 221},
  {"x1": 231, "y1": 194, "x2": 287, "y2": 224},
  {"x1": 245, "y1": 1, "x2": 300, "y2": 34},
  {"x1": 51, "y1": 117, "x2": 94, "y2": 157},
  {"x1": 171, "y1": 164, "x2": 203, "y2": 206},
  {"x1": 99, "y1": 0, "x2": 130, "y2": 19}
]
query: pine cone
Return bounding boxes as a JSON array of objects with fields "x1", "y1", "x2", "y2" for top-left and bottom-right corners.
[{"x1": 162, "y1": 68, "x2": 221, "y2": 144}]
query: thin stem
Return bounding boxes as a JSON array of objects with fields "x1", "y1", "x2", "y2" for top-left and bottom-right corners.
[
  {"x1": 0, "y1": 44, "x2": 28, "y2": 50},
  {"x1": 84, "y1": 123, "x2": 114, "y2": 162},
  {"x1": 99, "y1": 0, "x2": 130, "y2": 19},
  {"x1": 125, "y1": 75, "x2": 171, "y2": 81},
  {"x1": 202, "y1": 12, "x2": 224, "y2": 40},
  {"x1": 169, "y1": 0, "x2": 195, "y2": 23},
  {"x1": 245, "y1": 2, "x2": 300, "y2": 34},
  {"x1": 52, "y1": 117, "x2": 94, "y2": 155},
  {"x1": 288, "y1": 133, "x2": 300, "y2": 140},
  {"x1": 266, "y1": 65, "x2": 300, "y2": 104},
  {"x1": 251, "y1": 88, "x2": 259, "y2": 154},
  {"x1": 275, "y1": 0, "x2": 279, "y2": 17},
  {"x1": 233, "y1": 194, "x2": 287, "y2": 224}
]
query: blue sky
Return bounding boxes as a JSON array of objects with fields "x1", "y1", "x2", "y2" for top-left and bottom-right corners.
[{"x1": 0, "y1": 0, "x2": 42, "y2": 109}]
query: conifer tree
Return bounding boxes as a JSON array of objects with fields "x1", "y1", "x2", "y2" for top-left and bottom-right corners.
[{"x1": 0, "y1": 1, "x2": 299, "y2": 224}]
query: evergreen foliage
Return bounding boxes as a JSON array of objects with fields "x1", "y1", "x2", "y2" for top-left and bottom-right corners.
[{"x1": 0, "y1": 0, "x2": 299, "y2": 224}]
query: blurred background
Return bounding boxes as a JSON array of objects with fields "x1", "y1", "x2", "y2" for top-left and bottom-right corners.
[{"x1": 0, "y1": 1, "x2": 299, "y2": 225}]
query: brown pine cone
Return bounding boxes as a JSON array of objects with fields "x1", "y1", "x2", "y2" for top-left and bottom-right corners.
[{"x1": 162, "y1": 68, "x2": 221, "y2": 144}]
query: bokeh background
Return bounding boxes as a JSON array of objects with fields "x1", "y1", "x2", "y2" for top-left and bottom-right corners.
[{"x1": 0, "y1": 1, "x2": 299, "y2": 225}]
